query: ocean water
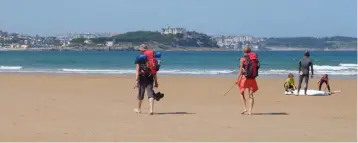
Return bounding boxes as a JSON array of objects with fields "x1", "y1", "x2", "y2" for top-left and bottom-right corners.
[{"x1": 0, "y1": 51, "x2": 356, "y2": 78}]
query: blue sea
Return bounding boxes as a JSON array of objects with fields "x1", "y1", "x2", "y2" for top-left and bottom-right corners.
[{"x1": 0, "y1": 51, "x2": 356, "y2": 78}]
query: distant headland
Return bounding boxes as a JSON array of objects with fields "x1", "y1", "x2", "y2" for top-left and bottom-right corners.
[{"x1": 1, "y1": 27, "x2": 356, "y2": 51}]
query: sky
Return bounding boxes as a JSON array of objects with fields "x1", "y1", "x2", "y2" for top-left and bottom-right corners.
[{"x1": 0, "y1": 0, "x2": 356, "y2": 37}]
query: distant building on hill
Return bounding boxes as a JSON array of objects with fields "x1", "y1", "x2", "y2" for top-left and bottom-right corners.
[
  {"x1": 213, "y1": 35, "x2": 264, "y2": 49},
  {"x1": 106, "y1": 41, "x2": 114, "y2": 47},
  {"x1": 161, "y1": 26, "x2": 187, "y2": 35},
  {"x1": 84, "y1": 39, "x2": 92, "y2": 44}
]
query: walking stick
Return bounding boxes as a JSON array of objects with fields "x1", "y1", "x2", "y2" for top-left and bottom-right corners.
[
  {"x1": 223, "y1": 83, "x2": 236, "y2": 96},
  {"x1": 223, "y1": 75, "x2": 242, "y2": 96}
]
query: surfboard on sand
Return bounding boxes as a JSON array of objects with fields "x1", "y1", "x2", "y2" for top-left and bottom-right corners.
[
  {"x1": 285, "y1": 90, "x2": 342, "y2": 96},
  {"x1": 285, "y1": 90, "x2": 329, "y2": 96}
]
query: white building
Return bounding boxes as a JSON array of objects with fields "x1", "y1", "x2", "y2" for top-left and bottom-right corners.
[
  {"x1": 106, "y1": 41, "x2": 114, "y2": 47},
  {"x1": 21, "y1": 45, "x2": 29, "y2": 49},
  {"x1": 213, "y1": 35, "x2": 264, "y2": 49},
  {"x1": 161, "y1": 26, "x2": 187, "y2": 35},
  {"x1": 237, "y1": 36, "x2": 253, "y2": 42},
  {"x1": 84, "y1": 39, "x2": 92, "y2": 44},
  {"x1": 62, "y1": 41, "x2": 70, "y2": 46}
]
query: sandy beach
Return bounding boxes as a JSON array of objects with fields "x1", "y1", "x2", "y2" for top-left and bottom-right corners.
[{"x1": 0, "y1": 74, "x2": 356, "y2": 142}]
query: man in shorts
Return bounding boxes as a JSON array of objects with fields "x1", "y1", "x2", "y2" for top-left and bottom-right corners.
[{"x1": 133, "y1": 44, "x2": 158, "y2": 115}]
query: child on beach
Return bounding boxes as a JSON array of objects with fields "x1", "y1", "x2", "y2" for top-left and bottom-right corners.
[
  {"x1": 284, "y1": 73, "x2": 297, "y2": 93},
  {"x1": 317, "y1": 74, "x2": 331, "y2": 93}
]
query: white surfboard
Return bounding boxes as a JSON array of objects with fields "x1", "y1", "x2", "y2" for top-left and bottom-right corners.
[{"x1": 285, "y1": 90, "x2": 329, "y2": 96}]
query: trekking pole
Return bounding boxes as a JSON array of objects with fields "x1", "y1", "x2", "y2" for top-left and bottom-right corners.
[
  {"x1": 223, "y1": 74, "x2": 242, "y2": 96},
  {"x1": 223, "y1": 83, "x2": 236, "y2": 96}
]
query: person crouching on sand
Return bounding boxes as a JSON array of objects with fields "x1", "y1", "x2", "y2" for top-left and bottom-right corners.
[
  {"x1": 317, "y1": 74, "x2": 331, "y2": 93},
  {"x1": 284, "y1": 73, "x2": 297, "y2": 93},
  {"x1": 236, "y1": 46, "x2": 259, "y2": 115}
]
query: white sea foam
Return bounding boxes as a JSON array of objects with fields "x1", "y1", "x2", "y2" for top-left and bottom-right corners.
[
  {"x1": 261, "y1": 63, "x2": 357, "y2": 75},
  {"x1": 338, "y1": 63, "x2": 357, "y2": 67},
  {"x1": 0, "y1": 66, "x2": 22, "y2": 70},
  {"x1": 0, "y1": 63, "x2": 356, "y2": 76},
  {"x1": 261, "y1": 70, "x2": 356, "y2": 75},
  {"x1": 61, "y1": 68, "x2": 136, "y2": 74},
  {"x1": 61, "y1": 68, "x2": 235, "y2": 75},
  {"x1": 313, "y1": 64, "x2": 357, "y2": 71}
]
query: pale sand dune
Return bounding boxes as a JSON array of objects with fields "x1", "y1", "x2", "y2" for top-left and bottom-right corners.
[{"x1": 0, "y1": 74, "x2": 356, "y2": 142}]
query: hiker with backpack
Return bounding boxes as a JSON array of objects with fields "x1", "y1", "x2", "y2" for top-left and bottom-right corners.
[
  {"x1": 133, "y1": 44, "x2": 160, "y2": 115},
  {"x1": 236, "y1": 46, "x2": 259, "y2": 115}
]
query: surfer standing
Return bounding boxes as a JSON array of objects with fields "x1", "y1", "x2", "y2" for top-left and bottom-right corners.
[{"x1": 297, "y1": 51, "x2": 314, "y2": 95}]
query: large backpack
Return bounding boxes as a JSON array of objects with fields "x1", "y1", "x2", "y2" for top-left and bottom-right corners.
[
  {"x1": 143, "y1": 50, "x2": 160, "y2": 75},
  {"x1": 136, "y1": 55, "x2": 151, "y2": 77},
  {"x1": 242, "y1": 52, "x2": 260, "y2": 79},
  {"x1": 139, "y1": 63, "x2": 151, "y2": 77}
]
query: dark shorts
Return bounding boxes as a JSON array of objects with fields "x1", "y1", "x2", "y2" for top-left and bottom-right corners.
[
  {"x1": 137, "y1": 83, "x2": 154, "y2": 100},
  {"x1": 319, "y1": 80, "x2": 328, "y2": 85},
  {"x1": 284, "y1": 83, "x2": 294, "y2": 89}
]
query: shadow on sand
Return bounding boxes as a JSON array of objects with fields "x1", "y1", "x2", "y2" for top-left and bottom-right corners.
[
  {"x1": 154, "y1": 112, "x2": 196, "y2": 115},
  {"x1": 251, "y1": 112, "x2": 289, "y2": 115}
]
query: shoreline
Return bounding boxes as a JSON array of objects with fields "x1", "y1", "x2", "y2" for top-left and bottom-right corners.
[{"x1": 0, "y1": 72, "x2": 356, "y2": 79}]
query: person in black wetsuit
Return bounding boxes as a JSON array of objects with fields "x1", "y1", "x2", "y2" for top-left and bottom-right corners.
[
  {"x1": 297, "y1": 51, "x2": 314, "y2": 95},
  {"x1": 317, "y1": 74, "x2": 331, "y2": 93}
]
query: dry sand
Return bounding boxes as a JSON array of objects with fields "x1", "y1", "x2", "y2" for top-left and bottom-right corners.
[{"x1": 0, "y1": 74, "x2": 356, "y2": 142}]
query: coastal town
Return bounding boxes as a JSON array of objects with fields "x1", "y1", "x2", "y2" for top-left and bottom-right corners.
[{"x1": 0, "y1": 26, "x2": 356, "y2": 51}]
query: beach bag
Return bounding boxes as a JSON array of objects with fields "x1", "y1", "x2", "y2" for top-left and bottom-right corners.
[
  {"x1": 243, "y1": 52, "x2": 260, "y2": 79},
  {"x1": 136, "y1": 54, "x2": 151, "y2": 77}
]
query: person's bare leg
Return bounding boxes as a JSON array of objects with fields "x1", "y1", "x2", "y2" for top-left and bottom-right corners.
[
  {"x1": 248, "y1": 89, "x2": 254, "y2": 115},
  {"x1": 133, "y1": 100, "x2": 142, "y2": 113},
  {"x1": 240, "y1": 90, "x2": 247, "y2": 114},
  {"x1": 146, "y1": 83, "x2": 155, "y2": 115},
  {"x1": 148, "y1": 98, "x2": 154, "y2": 115},
  {"x1": 134, "y1": 84, "x2": 144, "y2": 114}
]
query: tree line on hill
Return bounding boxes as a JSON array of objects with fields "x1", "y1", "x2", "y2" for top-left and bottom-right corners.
[
  {"x1": 70, "y1": 31, "x2": 219, "y2": 48},
  {"x1": 263, "y1": 36, "x2": 357, "y2": 49},
  {"x1": 70, "y1": 31, "x2": 357, "y2": 49}
]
